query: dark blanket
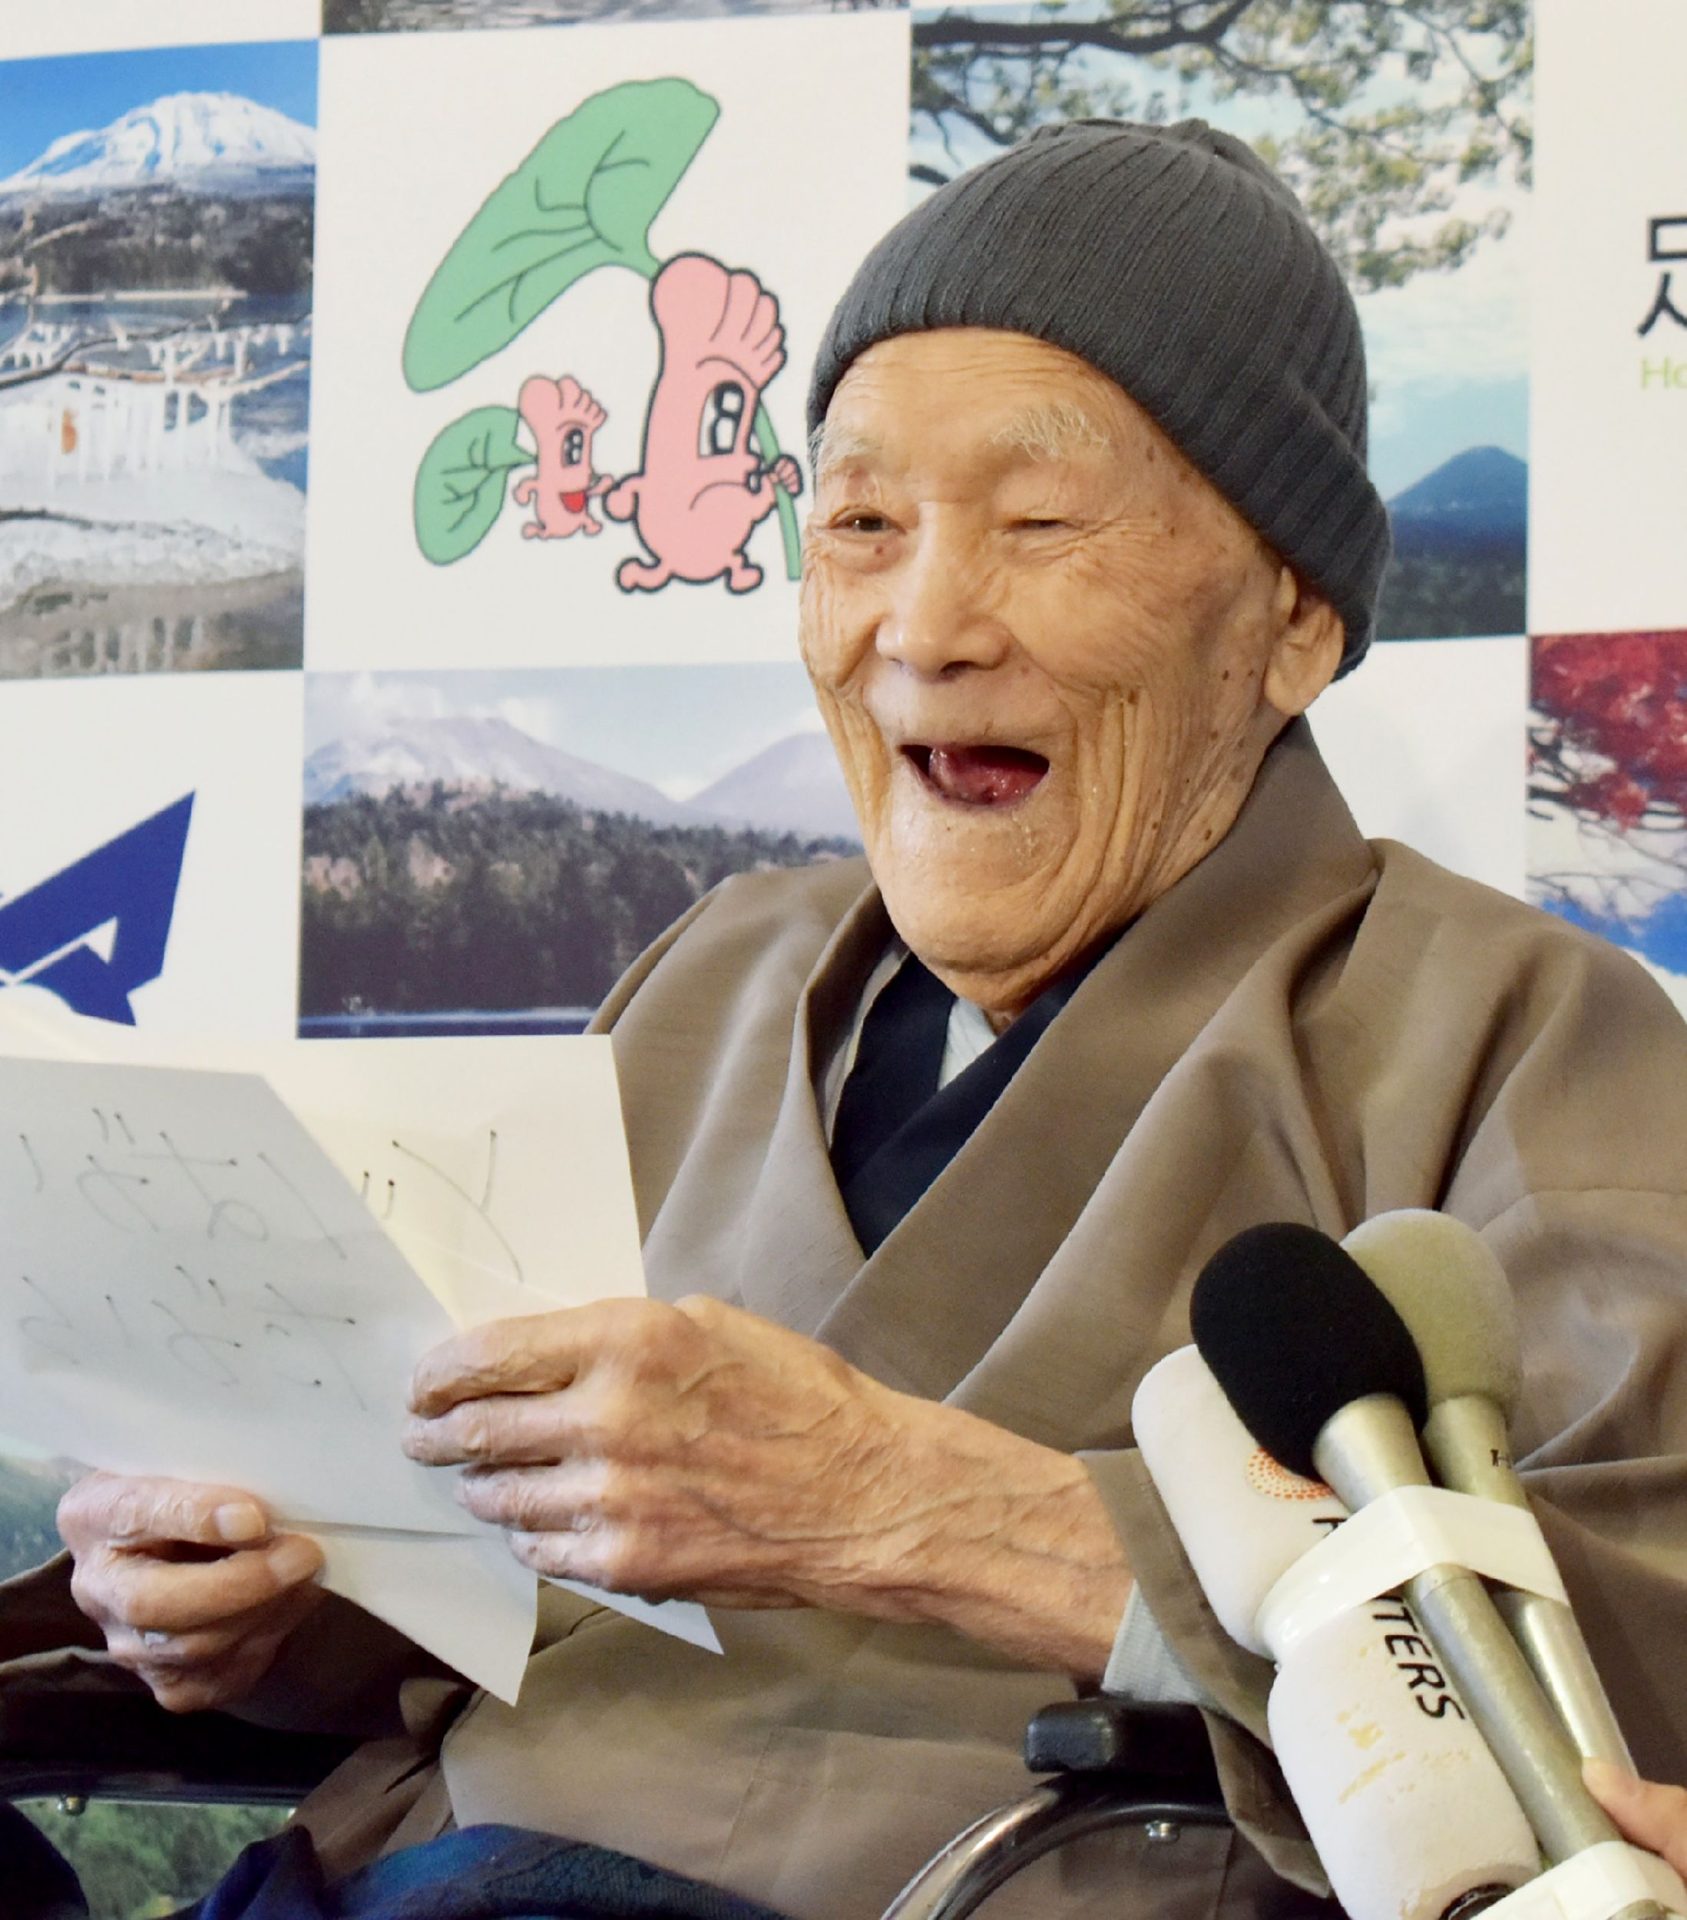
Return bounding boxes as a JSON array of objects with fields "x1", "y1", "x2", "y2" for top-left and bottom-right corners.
[
  {"x1": 184, "y1": 1826, "x2": 795, "y2": 1919},
  {"x1": 0, "y1": 1812, "x2": 794, "y2": 1920}
]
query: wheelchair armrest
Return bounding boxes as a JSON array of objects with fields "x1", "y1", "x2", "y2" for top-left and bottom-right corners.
[
  {"x1": 0, "y1": 1681, "x2": 353, "y2": 1807},
  {"x1": 1023, "y1": 1698, "x2": 1219, "y2": 1787}
]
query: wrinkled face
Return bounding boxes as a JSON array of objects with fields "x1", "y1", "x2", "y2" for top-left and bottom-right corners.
[{"x1": 801, "y1": 330, "x2": 1340, "y2": 1017}]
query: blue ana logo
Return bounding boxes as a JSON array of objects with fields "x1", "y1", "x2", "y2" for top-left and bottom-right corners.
[{"x1": 0, "y1": 795, "x2": 194, "y2": 1025}]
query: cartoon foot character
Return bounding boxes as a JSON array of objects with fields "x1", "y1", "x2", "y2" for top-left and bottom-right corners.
[
  {"x1": 603, "y1": 254, "x2": 802, "y2": 593},
  {"x1": 512, "y1": 375, "x2": 613, "y2": 539}
]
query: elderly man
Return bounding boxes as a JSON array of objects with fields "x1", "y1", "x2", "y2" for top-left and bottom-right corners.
[{"x1": 13, "y1": 120, "x2": 1687, "y2": 1920}]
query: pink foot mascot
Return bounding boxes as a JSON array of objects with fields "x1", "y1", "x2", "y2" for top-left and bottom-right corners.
[
  {"x1": 604, "y1": 255, "x2": 802, "y2": 593},
  {"x1": 512, "y1": 376, "x2": 612, "y2": 539}
]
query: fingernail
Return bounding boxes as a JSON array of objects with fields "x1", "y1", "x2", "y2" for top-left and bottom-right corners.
[
  {"x1": 214, "y1": 1503, "x2": 265, "y2": 1544},
  {"x1": 1583, "y1": 1756, "x2": 1635, "y2": 1791},
  {"x1": 272, "y1": 1537, "x2": 322, "y2": 1585}
]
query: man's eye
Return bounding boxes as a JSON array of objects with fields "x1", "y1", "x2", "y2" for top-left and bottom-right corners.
[
  {"x1": 1012, "y1": 517, "x2": 1068, "y2": 531},
  {"x1": 834, "y1": 511, "x2": 892, "y2": 533}
]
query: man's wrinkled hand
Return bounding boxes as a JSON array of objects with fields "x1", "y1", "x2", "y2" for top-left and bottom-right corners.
[
  {"x1": 403, "y1": 1296, "x2": 1131, "y2": 1676},
  {"x1": 403, "y1": 1296, "x2": 912, "y2": 1608},
  {"x1": 57, "y1": 1473, "x2": 325, "y2": 1714}
]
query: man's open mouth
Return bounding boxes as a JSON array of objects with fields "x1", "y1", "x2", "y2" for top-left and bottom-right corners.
[{"x1": 903, "y1": 743, "x2": 1050, "y2": 808}]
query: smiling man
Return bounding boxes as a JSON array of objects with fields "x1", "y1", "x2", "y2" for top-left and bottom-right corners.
[
  {"x1": 21, "y1": 120, "x2": 1687, "y2": 1920},
  {"x1": 802, "y1": 329, "x2": 1340, "y2": 1018}
]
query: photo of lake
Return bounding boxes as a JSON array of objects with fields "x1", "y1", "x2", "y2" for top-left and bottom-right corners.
[{"x1": 0, "y1": 41, "x2": 316, "y2": 678}]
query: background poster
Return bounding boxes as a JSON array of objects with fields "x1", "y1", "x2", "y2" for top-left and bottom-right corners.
[
  {"x1": 1525, "y1": 0, "x2": 1687, "y2": 1009},
  {"x1": 301, "y1": 664, "x2": 855, "y2": 1032},
  {"x1": 0, "y1": 674, "x2": 304, "y2": 1041},
  {"x1": 305, "y1": 12, "x2": 908, "y2": 674},
  {"x1": 0, "y1": 40, "x2": 316, "y2": 677}
]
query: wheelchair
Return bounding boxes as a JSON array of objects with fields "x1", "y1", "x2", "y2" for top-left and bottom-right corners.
[{"x1": 0, "y1": 1685, "x2": 1227, "y2": 1919}]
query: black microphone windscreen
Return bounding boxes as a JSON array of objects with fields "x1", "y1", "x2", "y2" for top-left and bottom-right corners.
[{"x1": 1190, "y1": 1222, "x2": 1430, "y2": 1478}]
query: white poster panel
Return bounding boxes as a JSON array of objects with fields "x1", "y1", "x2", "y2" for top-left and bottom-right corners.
[
  {"x1": 1530, "y1": 0, "x2": 1687, "y2": 636},
  {"x1": 0, "y1": 674, "x2": 303, "y2": 1042},
  {"x1": 0, "y1": 3, "x2": 318, "y2": 59},
  {"x1": 306, "y1": 12, "x2": 909, "y2": 674},
  {"x1": 1313, "y1": 636, "x2": 1527, "y2": 901}
]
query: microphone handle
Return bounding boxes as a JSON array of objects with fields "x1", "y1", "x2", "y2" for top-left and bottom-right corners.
[
  {"x1": 1493, "y1": 1590, "x2": 1635, "y2": 1772},
  {"x1": 1313, "y1": 1397, "x2": 1650, "y2": 1890},
  {"x1": 1407, "y1": 1559, "x2": 1621, "y2": 1864},
  {"x1": 1426, "y1": 1396, "x2": 1634, "y2": 1770}
]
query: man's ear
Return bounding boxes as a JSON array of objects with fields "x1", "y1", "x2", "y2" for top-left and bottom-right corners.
[{"x1": 1262, "y1": 570, "x2": 1345, "y2": 719}]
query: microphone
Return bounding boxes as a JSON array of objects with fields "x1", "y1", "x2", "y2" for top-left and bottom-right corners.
[
  {"x1": 1134, "y1": 1346, "x2": 1539, "y2": 1920},
  {"x1": 1342, "y1": 1210, "x2": 1634, "y2": 1769},
  {"x1": 1133, "y1": 1344, "x2": 1351, "y2": 1656},
  {"x1": 1190, "y1": 1223, "x2": 1636, "y2": 1879}
]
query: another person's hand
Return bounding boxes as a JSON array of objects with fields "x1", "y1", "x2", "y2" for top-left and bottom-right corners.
[
  {"x1": 57, "y1": 1473, "x2": 325, "y2": 1713},
  {"x1": 403, "y1": 1295, "x2": 1131, "y2": 1678},
  {"x1": 1585, "y1": 1758, "x2": 1687, "y2": 1878}
]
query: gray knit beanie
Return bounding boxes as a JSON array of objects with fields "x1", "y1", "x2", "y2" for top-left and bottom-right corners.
[{"x1": 808, "y1": 119, "x2": 1390, "y2": 675}]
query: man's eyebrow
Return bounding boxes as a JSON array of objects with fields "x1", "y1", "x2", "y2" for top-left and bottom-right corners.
[
  {"x1": 809, "y1": 402, "x2": 1114, "y2": 480},
  {"x1": 808, "y1": 421, "x2": 876, "y2": 479},
  {"x1": 985, "y1": 402, "x2": 1114, "y2": 462}
]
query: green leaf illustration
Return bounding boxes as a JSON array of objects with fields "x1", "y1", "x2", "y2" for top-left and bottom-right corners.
[
  {"x1": 414, "y1": 406, "x2": 527, "y2": 565},
  {"x1": 403, "y1": 79, "x2": 720, "y2": 393}
]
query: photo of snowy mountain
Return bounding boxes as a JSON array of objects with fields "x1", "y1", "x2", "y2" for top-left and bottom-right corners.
[
  {"x1": 0, "y1": 42, "x2": 317, "y2": 676},
  {"x1": 0, "y1": 90, "x2": 315, "y2": 200},
  {"x1": 300, "y1": 665, "x2": 860, "y2": 1033}
]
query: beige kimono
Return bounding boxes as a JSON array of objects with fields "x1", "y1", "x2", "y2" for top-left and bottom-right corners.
[{"x1": 7, "y1": 721, "x2": 1687, "y2": 1920}]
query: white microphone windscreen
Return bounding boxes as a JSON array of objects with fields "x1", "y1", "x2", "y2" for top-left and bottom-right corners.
[
  {"x1": 1268, "y1": 1604, "x2": 1539, "y2": 1920},
  {"x1": 1134, "y1": 1345, "x2": 1348, "y2": 1656}
]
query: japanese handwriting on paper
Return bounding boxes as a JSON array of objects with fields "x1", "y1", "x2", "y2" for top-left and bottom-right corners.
[
  {"x1": 6, "y1": 1103, "x2": 369, "y2": 1407},
  {"x1": 1639, "y1": 215, "x2": 1687, "y2": 335},
  {"x1": 366, "y1": 1128, "x2": 527, "y2": 1292},
  {"x1": 21, "y1": 1107, "x2": 351, "y2": 1254}
]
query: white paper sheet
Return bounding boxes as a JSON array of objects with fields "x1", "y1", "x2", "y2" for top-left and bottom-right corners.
[
  {"x1": 309, "y1": 1525, "x2": 538, "y2": 1706},
  {"x1": 548, "y1": 1578, "x2": 724, "y2": 1656},
  {"x1": 0, "y1": 998, "x2": 718, "y2": 1690},
  {"x1": 0, "y1": 1058, "x2": 478, "y2": 1539}
]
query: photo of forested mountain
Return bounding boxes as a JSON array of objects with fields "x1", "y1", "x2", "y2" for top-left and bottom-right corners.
[
  {"x1": 300, "y1": 667, "x2": 861, "y2": 1033},
  {"x1": 301, "y1": 786, "x2": 856, "y2": 1025},
  {"x1": 1375, "y1": 446, "x2": 1527, "y2": 640}
]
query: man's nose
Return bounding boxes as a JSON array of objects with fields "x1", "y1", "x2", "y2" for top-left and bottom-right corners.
[{"x1": 875, "y1": 528, "x2": 1009, "y2": 677}]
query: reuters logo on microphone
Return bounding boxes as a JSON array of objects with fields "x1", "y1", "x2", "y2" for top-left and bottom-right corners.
[{"x1": 1245, "y1": 1448, "x2": 1332, "y2": 1502}]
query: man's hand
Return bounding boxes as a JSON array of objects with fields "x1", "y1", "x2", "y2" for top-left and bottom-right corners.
[
  {"x1": 57, "y1": 1473, "x2": 325, "y2": 1713},
  {"x1": 404, "y1": 1295, "x2": 1130, "y2": 1678},
  {"x1": 1586, "y1": 1758, "x2": 1687, "y2": 1877}
]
